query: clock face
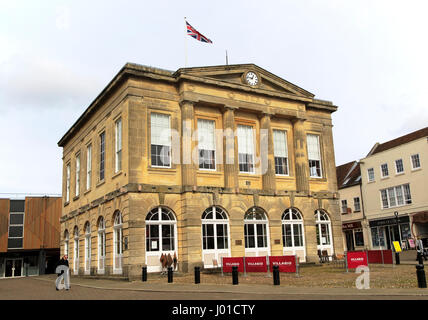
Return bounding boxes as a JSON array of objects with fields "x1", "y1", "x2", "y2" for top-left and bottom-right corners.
[{"x1": 245, "y1": 71, "x2": 259, "y2": 86}]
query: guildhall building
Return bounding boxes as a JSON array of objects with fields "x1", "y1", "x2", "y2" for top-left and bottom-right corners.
[{"x1": 58, "y1": 63, "x2": 344, "y2": 279}]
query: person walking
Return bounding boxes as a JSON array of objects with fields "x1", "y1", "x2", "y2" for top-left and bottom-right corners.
[{"x1": 55, "y1": 255, "x2": 70, "y2": 290}]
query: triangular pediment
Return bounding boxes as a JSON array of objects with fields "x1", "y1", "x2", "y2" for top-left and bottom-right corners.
[{"x1": 174, "y1": 64, "x2": 314, "y2": 98}]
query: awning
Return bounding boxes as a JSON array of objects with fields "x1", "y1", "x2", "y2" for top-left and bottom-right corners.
[{"x1": 412, "y1": 211, "x2": 428, "y2": 224}]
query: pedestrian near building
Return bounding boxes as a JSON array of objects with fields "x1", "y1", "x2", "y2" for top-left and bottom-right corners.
[{"x1": 416, "y1": 238, "x2": 427, "y2": 261}]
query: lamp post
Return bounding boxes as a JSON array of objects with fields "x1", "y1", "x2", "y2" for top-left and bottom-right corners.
[{"x1": 394, "y1": 211, "x2": 400, "y2": 265}]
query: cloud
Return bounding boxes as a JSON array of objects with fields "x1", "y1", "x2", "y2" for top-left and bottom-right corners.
[
  {"x1": 0, "y1": 54, "x2": 102, "y2": 110},
  {"x1": 56, "y1": 5, "x2": 71, "y2": 31}
]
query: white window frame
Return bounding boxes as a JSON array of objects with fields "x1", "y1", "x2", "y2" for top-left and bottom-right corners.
[
  {"x1": 380, "y1": 183, "x2": 412, "y2": 209},
  {"x1": 341, "y1": 200, "x2": 348, "y2": 214},
  {"x1": 411, "y1": 154, "x2": 421, "y2": 170},
  {"x1": 281, "y1": 208, "x2": 306, "y2": 262},
  {"x1": 8, "y1": 212, "x2": 24, "y2": 249},
  {"x1": 145, "y1": 207, "x2": 178, "y2": 273},
  {"x1": 97, "y1": 217, "x2": 106, "y2": 274},
  {"x1": 73, "y1": 227, "x2": 79, "y2": 275},
  {"x1": 354, "y1": 197, "x2": 361, "y2": 212},
  {"x1": 395, "y1": 159, "x2": 404, "y2": 174},
  {"x1": 367, "y1": 168, "x2": 375, "y2": 182},
  {"x1": 115, "y1": 118, "x2": 122, "y2": 173},
  {"x1": 64, "y1": 230, "x2": 69, "y2": 256},
  {"x1": 150, "y1": 113, "x2": 172, "y2": 168},
  {"x1": 99, "y1": 131, "x2": 105, "y2": 181},
  {"x1": 380, "y1": 163, "x2": 389, "y2": 178},
  {"x1": 197, "y1": 119, "x2": 216, "y2": 171},
  {"x1": 273, "y1": 129, "x2": 289, "y2": 176},
  {"x1": 307, "y1": 134, "x2": 323, "y2": 178},
  {"x1": 75, "y1": 154, "x2": 80, "y2": 197},
  {"x1": 238, "y1": 124, "x2": 256, "y2": 174},
  {"x1": 66, "y1": 163, "x2": 70, "y2": 203},
  {"x1": 113, "y1": 211, "x2": 123, "y2": 274},
  {"x1": 315, "y1": 210, "x2": 333, "y2": 256},
  {"x1": 201, "y1": 206, "x2": 231, "y2": 268},
  {"x1": 244, "y1": 207, "x2": 271, "y2": 257},
  {"x1": 86, "y1": 144, "x2": 92, "y2": 190},
  {"x1": 84, "y1": 222, "x2": 91, "y2": 275}
]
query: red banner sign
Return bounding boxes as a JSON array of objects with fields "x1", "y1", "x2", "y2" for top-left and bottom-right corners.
[
  {"x1": 367, "y1": 250, "x2": 382, "y2": 264},
  {"x1": 245, "y1": 256, "x2": 268, "y2": 272},
  {"x1": 222, "y1": 257, "x2": 244, "y2": 273},
  {"x1": 269, "y1": 256, "x2": 296, "y2": 273},
  {"x1": 382, "y1": 250, "x2": 393, "y2": 264},
  {"x1": 347, "y1": 251, "x2": 368, "y2": 269}
]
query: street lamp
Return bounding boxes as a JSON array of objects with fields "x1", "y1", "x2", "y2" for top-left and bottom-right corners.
[{"x1": 394, "y1": 211, "x2": 400, "y2": 265}]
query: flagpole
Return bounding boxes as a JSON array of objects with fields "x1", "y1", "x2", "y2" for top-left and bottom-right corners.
[{"x1": 184, "y1": 17, "x2": 188, "y2": 67}]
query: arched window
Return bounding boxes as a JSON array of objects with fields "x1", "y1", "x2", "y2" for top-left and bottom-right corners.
[
  {"x1": 282, "y1": 208, "x2": 306, "y2": 262},
  {"x1": 97, "y1": 217, "x2": 105, "y2": 274},
  {"x1": 315, "y1": 209, "x2": 333, "y2": 255},
  {"x1": 84, "y1": 222, "x2": 91, "y2": 274},
  {"x1": 201, "y1": 206, "x2": 230, "y2": 268},
  {"x1": 64, "y1": 230, "x2": 69, "y2": 257},
  {"x1": 73, "y1": 226, "x2": 79, "y2": 274},
  {"x1": 244, "y1": 207, "x2": 270, "y2": 256},
  {"x1": 113, "y1": 211, "x2": 123, "y2": 274},
  {"x1": 145, "y1": 207, "x2": 178, "y2": 272}
]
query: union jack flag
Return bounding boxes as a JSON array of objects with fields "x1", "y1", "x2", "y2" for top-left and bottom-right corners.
[{"x1": 186, "y1": 21, "x2": 213, "y2": 44}]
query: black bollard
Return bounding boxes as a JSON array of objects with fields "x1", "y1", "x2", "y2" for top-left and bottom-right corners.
[
  {"x1": 194, "y1": 266, "x2": 200, "y2": 284},
  {"x1": 167, "y1": 267, "x2": 173, "y2": 283},
  {"x1": 395, "y1": 252, "x2": 400, "y2": 265},
  {"x1": 232, "y1": 266, "x2": 239, "y2": 285},
  {"x1": 416, "y1": 264, "x2": 427, "y2": 288},
  {"x1": 142, "y1": 266, "x2": 147, "y2": 282},
  {"x1": 418, "y1": 252, "x2": 424, "y2": 265},
  {"x1": 273, "y1": 265, "x2": 280, "y2": 285}
]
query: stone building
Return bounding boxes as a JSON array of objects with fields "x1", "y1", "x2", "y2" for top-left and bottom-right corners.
[{"x1": 57, "y1": 63, "x2": 343, "y2": 279}]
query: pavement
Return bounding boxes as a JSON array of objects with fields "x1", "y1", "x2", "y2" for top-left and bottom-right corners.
[{"x1": 0, "y1": 273, "x2": 423, "y2": 300}]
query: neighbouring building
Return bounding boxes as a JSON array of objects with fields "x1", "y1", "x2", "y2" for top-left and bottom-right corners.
[
  {"x1": 337, "y1": 127, "x2": 428, "y2": 251},
  {"x1": 0, "y1": 196, "x2": 62, "y2": 278},
  {"x1": 57, "y1": 63, "x2": 344, "y2": 279},
  {"x1": 336, "y1": 161, "x2": 367, "y2": 251}
]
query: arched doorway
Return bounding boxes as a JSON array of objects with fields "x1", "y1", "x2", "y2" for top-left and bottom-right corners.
[
  {"x1": 244, "y1": 207, "x2": 270, "y2": 257},
  {"x1": 145, "y1": 207, "x2": 178, "y2": 272},
  {"x1": 113, "y1": 211, "x2": 123, "y2": 274},
  {"x1": 315, "y1": 209, "x2": 334, "y2": 257},
  {"x1": 282, "y1": 207, "x2": 306, "y2": 262},
  {"x1": 201, "y1": 206, "x2": 231, "y2": 268}
]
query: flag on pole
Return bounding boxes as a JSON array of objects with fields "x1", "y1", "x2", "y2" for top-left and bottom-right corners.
[{"x1": 186, "y1": 20, "x2": 213, "y2": 44}]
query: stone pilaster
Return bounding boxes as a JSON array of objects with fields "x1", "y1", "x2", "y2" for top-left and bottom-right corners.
[
  {"x1": 292, "y1": 118, "x2": 309, "y2": 193},
  {"x1": 260, "y1": 113, "x2": 276, "y2": 192},
  {"x1": 180, "y1": 100, "x2": 196, "y2": 188},
  {"x1": 223, "y1": 106, "x2": 238, "y2": 190}
]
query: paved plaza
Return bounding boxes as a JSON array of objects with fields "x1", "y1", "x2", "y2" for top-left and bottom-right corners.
[{"x1": 1, "y1": 273, "x2": 428, "y2": 300}]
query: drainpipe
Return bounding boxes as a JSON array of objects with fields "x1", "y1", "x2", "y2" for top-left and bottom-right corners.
[{"x1": 359, "y1": 181, "x2": 369, "y2": 250}]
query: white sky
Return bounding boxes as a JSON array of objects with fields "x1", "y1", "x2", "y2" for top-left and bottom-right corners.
[{"x1": 1, "y1": 0, "x2": 427, "y2": 195}]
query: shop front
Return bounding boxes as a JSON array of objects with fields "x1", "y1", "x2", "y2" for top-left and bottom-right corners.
[
  {"x1": 411, "y1": 211, "x2": 428, "y2": 247},
  {"x1": 369, "y1": 216, "x2": 411, "y2": 250},
  {"x1": 342, "y1": 221, "x2": 364, "y2": 251}
]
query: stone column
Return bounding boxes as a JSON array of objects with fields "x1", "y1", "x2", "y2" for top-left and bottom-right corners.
[
  {"x1": 180, "y1": 100, "x2": 196, "y2": 188},
  {"x1": 260, "y1": 112, "x2": 276, "y2": 192},
  {"x1": 223, "y1": 106, "x2": 238, "y2": 190},
  {"x1": 292, "y1": 118, "x2": 309, "y2": 193}
]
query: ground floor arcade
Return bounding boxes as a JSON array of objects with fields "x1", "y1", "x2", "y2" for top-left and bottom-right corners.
[{"x1": 60, "y1": 191, "x2": 344, "y2": 279}]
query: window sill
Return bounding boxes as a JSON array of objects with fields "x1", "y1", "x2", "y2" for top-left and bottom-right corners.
[
  {"x1": 96, "y1": 180, "x2": 105, "y2": 188},
  {"x1": 411, "y1": 167, "x2": 421, "y2": 172},
  {"x1": 309, "y1": 177, "x2": 327, "y2": 182},
  {"x1": 367, "y1": 180, "x2": 375, "y2": 184},
  {"x1": 148, "y1": 167, "x2": 177, "y2": 174},
  {"x1": 112, "y1": 170, "x2": 123, "y2": 179},
  {"x1": 73, "y1": 196, "x2": 80, "y2": 201},
  {"x1": 238, "y1": 173, "x2": 259, "y2": 179},
  {"x1": 380, "y1": 176, "x2": 389, "y2": 180},
  {"x1": 276, "y1": 175, "x2": 293, "y2": 180},
  {"x1": 64, "y1": 201, "x2": 70, "y2": 207},
  {"x1": 84, "y1": 188, "x2": 91, "y2": 196},
  {"x1": 197, "y1": 170, "x2": 222, "y2": 175},
  {"x1": 395, "y1": 172, "x2": 405, "y2": 176}
]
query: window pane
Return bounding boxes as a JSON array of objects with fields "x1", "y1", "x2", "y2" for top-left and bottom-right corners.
[
  {"x1": 283, "y1": 224, "x2": 292, "y2": 247},
  {"x1": 9, "y1": 226, "x2": 23, "y2": 238},
  {"x1": 9, "y1": 213, "x2": 24, "y2": 225},
  {"x1": 8, "y1": 238, "x2": 23, "y2": 249},
  {"x1": 293, "y1": 224, "x2": 303, "y2": 247}
]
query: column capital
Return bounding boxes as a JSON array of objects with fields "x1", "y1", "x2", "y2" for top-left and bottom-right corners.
[
  {"x1": 223, "y1": 105, "x2": 238, "y2": 112},
  {"x1": 178, "y1": 99, "x2": 195, "y2": 107}
]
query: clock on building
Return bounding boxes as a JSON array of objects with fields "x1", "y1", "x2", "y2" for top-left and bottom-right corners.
[{"x1": 245, "y1": 71, "x2": 259, "y2": 86}]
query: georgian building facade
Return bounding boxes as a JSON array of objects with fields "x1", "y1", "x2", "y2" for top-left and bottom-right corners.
[{"x1": 58, "y1": 63, "x2": 343, "y2": 279}]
